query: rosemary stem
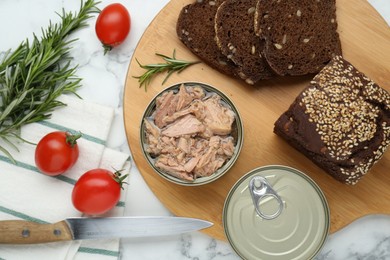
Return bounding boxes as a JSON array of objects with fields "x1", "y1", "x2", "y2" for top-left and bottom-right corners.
[
  {"x1": 133, "y1": 50, "x2": 200, "y2": 91},
  {"x1": 0, "y1": 0, "x2": 99, "y2": 162}
]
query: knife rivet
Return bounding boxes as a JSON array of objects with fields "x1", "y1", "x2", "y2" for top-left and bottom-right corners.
[
  {"x1": 53, "y1": 229, "x2": 62, "y2": 236},
  {"x1": 21, "y1": 229, "x2": 30, "y2": 238}
]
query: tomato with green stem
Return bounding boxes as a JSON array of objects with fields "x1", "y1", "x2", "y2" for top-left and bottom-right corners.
[
  {"x1": 35, "y1": 131, "x2": 81, "y2": 176},
  {"x1": 95, "y1": 3, "x2": 131, "y2": 54},
  {"x1": 72, "y1": 168, "x2": 128, "y2": 215}
]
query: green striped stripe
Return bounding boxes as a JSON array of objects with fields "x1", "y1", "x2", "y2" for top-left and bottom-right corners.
[
  {"x1": 54, "y1": 174, "x2": 77, "y2": 185},
  {"x1": 0, "y1": 206, "x2": 48, "y2": 224},
  {"x1": 37, "y1": 121, "x2": 106, "y2": 145},
  {"x1": 78, "y1": 247, "x2": 120, "y2": 257},
  {"x1": 0, "y1": 154, "x2": 38, "y2": 172},
  {"x1": 0, "y1": 203, "x2": 125, "y2": 223},
  {"x1": 0, "y1": 155, "x2": 127, "y2": 205},
  {"x1": 0, "y1": 155, "x2": 77, "y2": 185}
]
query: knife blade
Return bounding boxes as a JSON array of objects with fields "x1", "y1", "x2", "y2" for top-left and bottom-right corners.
[{"x1": 0, "y1": 216, "x2": 213, "y2": 244}]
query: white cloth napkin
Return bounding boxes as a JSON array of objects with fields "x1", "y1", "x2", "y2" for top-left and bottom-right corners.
[{"x1": 0, "y1": 95, "x2": 131, "y2": 260}]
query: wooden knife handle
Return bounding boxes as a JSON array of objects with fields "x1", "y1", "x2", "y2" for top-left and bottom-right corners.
[{"x1": 0, "y1": 220, "x2": 73, "y2": 244}]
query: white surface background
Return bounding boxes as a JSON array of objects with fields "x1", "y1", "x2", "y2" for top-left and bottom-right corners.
[{"x1": 0, "y1": 0, "x2": 389, "y2": 259}]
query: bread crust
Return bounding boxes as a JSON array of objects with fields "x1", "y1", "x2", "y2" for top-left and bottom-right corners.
[
  {"x1": 176, "y1": 0, "x2": 238, "y2": 77},
  {"x1": 274, "y1": 56, "x2": 390, "y2": 184}
]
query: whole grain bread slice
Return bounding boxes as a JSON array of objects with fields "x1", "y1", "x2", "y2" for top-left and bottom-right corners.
[
  {"x1": 215, "y1": 0, "x2": 275, "y2": 84},
  {"x1": 274, "y1": 56, "x2": 390, "y2": 185},
  {"x1": 176, "y1": 0, "x2": 238, "y2": 77},
  {"x1": 254, "y1": 0, "x2": 342, "y2": 76}
]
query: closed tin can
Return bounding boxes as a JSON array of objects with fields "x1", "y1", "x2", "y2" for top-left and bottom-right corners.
[{"x1": 223, "y1": 165, "x2": 329, "y2": 260}]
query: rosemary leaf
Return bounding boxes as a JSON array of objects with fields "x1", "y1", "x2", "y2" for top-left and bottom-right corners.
[
  {"x1": 0, "y1": 0, "x2": 100, "y2": 161},
  {"x1": 133, "y1": 50, "x2": 200, "y2": 91},
  {"x1": 0, "y1": 145, "x2": 15, "y2": 162}
]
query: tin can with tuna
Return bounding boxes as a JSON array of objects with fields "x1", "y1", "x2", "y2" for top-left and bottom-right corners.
[{"x1": 223, "y1": 165, "x2": 329, "y2": 260}]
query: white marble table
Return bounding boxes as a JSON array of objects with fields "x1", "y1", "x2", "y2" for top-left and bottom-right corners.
[{"x1": 0, "y1": 0, "x2": 389, "y2": 259}]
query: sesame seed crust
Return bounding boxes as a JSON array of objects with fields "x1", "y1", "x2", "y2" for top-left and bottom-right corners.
[{"x1": 274, "y1": 56, "x2": 390, "y2": 185}]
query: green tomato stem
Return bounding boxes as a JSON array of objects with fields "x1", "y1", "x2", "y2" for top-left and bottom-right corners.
[
  {"x1": 103, "y1": 44, "x2": 113, "y2": 55},
  {"x1": 65, "y1": 132, "x2": 82, "y2": 147},
  {"x1": 113, "y1": 169, "x2": 129, "y2": 190}
]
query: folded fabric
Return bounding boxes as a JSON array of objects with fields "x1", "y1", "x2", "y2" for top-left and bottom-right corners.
[{"x1": 0, "y1": 95, "x2": 130, "y2": 260}]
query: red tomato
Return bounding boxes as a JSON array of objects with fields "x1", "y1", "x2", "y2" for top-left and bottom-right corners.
[
  {"x1": 72, "y1": 168, "x2": 127, "y2": 215},
  {"x1": 95, "y1": 3, "x2": 131, "y2": 54},
  {"x1": 35, "y1": 131, "x2": 81, "y2": 176}
]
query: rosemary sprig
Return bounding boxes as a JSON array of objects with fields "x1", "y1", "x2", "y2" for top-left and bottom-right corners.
[
  {"x1": 133, "y1": 50, "x2": 200, "y2": 91},
  {"x1": 0, "y1": 0, "x2": 99, "y2": 161}
]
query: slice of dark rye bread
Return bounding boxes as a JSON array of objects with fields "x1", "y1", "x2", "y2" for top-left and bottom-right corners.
[
  {"x1": 254, "y1": 0, "x2": 342, "y2": 76},
  {"x1": 176, "y1": 0, "x2": 238, "y2": 77},
  {"x1": 214, "y1": 0, "x2": 275, "y2": 84},
  {"x1": 274, "y1": 56, "x2": 390, "y2": 185}
]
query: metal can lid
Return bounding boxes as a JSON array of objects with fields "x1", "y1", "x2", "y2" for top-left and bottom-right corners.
[{"x1": 223, "y1": 165, "x2": 329, "y2": 260}]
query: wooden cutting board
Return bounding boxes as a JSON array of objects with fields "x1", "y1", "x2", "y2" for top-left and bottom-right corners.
[{"x1": 123, "y1": 0, "x2": 390, "y2": 241}]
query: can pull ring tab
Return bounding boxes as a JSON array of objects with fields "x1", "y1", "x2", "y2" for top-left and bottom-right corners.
[{"x1": 249, "y1": 176, "x2": 283, "y2": 220}]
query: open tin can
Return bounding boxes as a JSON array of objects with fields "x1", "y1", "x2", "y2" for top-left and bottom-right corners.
[
  {"x1": 223, "y1": 165, "x2": 329, "y2": 260},
  {"x1": 140, "y1": 82, "x2": 243, "y2": 186}
]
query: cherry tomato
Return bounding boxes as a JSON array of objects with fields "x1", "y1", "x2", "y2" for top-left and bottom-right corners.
[
  {"x1": 72, "y1": 168, "x2": 127, "y2": 215},
  {"x1": 35, "y1": 131, "x2": 81, "y2": 176},
  {"x1": 95, "y1": 3, "x2": 131, "y2": 54}
]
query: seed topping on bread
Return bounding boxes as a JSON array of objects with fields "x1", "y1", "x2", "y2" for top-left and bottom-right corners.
[
  {"x1": 302, "y1": 57, "x2": 389, "y2": 184},
  {"x1": 214, "y1": 0, "x2": 274, "y2": 84},
  {"x1": 177, "y1": 0, "x2": 342, "y2": 84},
  {"x1": 274, "y1": 56, "x2": 390, "y2": 185},
  {"x1": 255, "y1": 0, "x2": 342, "y2": 76}
]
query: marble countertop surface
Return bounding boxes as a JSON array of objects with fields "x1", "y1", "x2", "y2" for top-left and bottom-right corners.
[{"x1": 0, "y1": 0, "x2": 389, "y2": 259}]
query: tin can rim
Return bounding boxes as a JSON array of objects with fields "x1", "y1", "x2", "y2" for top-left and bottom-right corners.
[
  {"x1": 139, "y1": 81, "x2": 244, "y2": 186},
  {"x1": 223, "y1": 165, "x2": 330, "y2": 259}
]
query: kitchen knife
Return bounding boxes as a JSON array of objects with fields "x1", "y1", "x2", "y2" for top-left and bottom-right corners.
[{"x1": 0, "y1": 216, "x2": 213, "y2": 244}]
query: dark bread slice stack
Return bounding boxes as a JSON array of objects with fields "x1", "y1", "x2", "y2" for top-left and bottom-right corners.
[
  {"x1": 176, "y1": 0, "x2": 238, "y2": 77},
  {"x1": 274, "y1": 56, "x2": 390, "y2": 185},
  {"x1": 214, "y1": 0, "x2": 275, "y2": 84},
  {"x1": 254, "y1": 0, "x2": 342, "y2": 76},
  {"x1": 177, "y1": 0, "x2": 342, "y2": 84}
]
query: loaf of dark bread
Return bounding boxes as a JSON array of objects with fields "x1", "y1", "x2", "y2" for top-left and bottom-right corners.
[
  {"x1": 176, "y1": 0, "x2": 238, "y2": 77},
  {"x1": 254, "y1": 0, "x2": 342, "y2": 76},
  {"x1": 274, "y1": 56, "x2": 390, "y2": 185},
  {"x1": 214, "y1": 0, "x2": 274, "y2": 84}
]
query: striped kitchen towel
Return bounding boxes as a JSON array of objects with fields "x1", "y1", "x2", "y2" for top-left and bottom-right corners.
[{"x1": 0, "y1": 95, "x2": 130, "y2": 260}]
